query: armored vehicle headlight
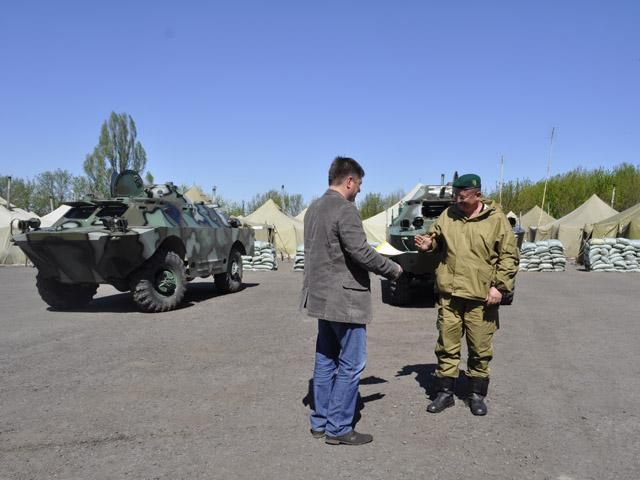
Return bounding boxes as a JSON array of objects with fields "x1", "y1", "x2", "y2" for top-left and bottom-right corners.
[
  {"x1": 17, "y1": 218, "x2": 41, "y2": 232},
  {"x1": 400, "y1": 219, "x2": 411, "y2": 230},
  {"x1": 412, "y1": 216, "x2": 424, "y2": 228}
]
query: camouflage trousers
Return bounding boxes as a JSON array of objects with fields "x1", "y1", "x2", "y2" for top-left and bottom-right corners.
[{"x1": 434, "y1": 294, "x2": 499, "y2": 379}]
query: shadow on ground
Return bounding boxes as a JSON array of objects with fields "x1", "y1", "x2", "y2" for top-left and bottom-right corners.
[
  {"x1": 301, "y1": 376, "x2": 389, "y2": 429},
  {"x1": 396, "y1": 364, "x2": 472, "y2": 402},
  {"x1": 46, "y1": 281, "x2": 260, "y2": 314}
]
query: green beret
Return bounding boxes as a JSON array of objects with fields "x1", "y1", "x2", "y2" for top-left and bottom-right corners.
[{"x1": 453, "y1": 173, "x2": 481, "y2": 189}]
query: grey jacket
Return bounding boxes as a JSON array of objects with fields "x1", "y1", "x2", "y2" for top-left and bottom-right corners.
[{"x1": 300, "y1": 189, "x2": 401, "y2": 324}]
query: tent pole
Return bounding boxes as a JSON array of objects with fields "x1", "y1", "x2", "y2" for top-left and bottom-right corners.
[
  {"x1": 538, "y1": 128, "x2": 554, "y2": 226},
  {"x1": 610, "y1": 185, "x2": 616, "y2": 208}
]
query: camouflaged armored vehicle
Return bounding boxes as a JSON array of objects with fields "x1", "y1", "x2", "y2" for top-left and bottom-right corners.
[
  {"x1": 11, "y1": 171, "x2": 255, "y2": 312},
  {"x1": 386, "y1": 180, "x2": 455, "y2": 305}
]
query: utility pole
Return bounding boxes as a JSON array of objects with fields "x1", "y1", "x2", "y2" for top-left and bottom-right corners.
[
  {"x1": 539, "y1": 128, "x2": 555, "y2": 227},
  {"x1": 499, "y1": 155, "x2": 504, "y2": 206},
  {"x1": 281, "y1": 184, "x2": 286, "y2": 213},
  {"x1": 6, "y1": 176, "x2": 12, "y2": 210},
  {"x1": 611, "y1": 185, "x2": 616, "y2": 208}
]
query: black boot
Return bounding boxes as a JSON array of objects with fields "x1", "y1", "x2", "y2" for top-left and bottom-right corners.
[
  {"x1": 468, "y1": 377, "x2": 489, "y2": 416},
  {"x1": 427, "y1": 376, "x2": 455, "y2": 413}
]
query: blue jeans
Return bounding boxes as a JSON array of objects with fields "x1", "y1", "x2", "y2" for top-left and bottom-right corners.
[{"x1": 310, "y1": 319, "x2": 367, "y2": 437}]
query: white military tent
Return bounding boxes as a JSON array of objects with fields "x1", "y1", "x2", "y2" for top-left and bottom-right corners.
[
  {"x1": 361, "y1": 183, "x2": 424, "y2": 244},
  {"x1": 40, "y1": 204, "x2": 72, "y2": 227},
  {"x1": 0, "y1": 196, "x2": 40, "y2": 265},
  {"x1": 534, "y1": 194, "x2": 618, "y2": 258},
  {"x1": 243, "y1": 199, "x2": 303, "y2": 258},
  {"x1": 294, "y1": 208, "x2": 307, "y2": 222},
  {"x1": 184, "y1": 185, "x2": 212, "y2": 204}
]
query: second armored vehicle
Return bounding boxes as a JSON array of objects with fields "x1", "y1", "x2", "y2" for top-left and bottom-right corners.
[
  {"x1": 12, "y1": 171, "x2": 255, "y2": 312},
  {"x1": 386, "y1": 181, "x2": 455, "y2": 305}
]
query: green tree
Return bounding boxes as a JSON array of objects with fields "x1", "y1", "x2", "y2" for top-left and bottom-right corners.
[
  {"x1": 357, "y1": 189, "x2": 405, "y2": 220},
  {"x1": 358, "y1": 192, "x2": 385, "y2": 219},
  {"x1": 489, "y1": 163, "x2": 640, "y2": 217},
  {"x1": 0, "y1": 175, "x2": 36, "y2": 211},
  {"x1": 246, "y1": 189, "x2": 306, "y2": 217},
  {"x1": 32, "y1": 169, "x2": 74, "y2": 214},
  {"x1": 71, "y1": 176, "x2": 92, "y2": 201},
  {"x1": 83, "y1": 112, "x2": 148, "y2": 197},
  {"x1": 216, "y1": 195, "x2": 245, "y2": 217}
]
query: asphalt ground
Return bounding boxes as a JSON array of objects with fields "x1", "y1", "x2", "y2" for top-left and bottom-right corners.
[{"x1": 1, "y1": 264, "x2": 639, "y2": 480}]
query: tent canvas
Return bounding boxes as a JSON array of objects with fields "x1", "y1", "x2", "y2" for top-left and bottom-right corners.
[
  {"x1": 534, "y1": 194, "x2": 618, "y2": 257},
  {"x1": 0, "y1": 196, "x2": 40, "y2": 265},
  {"x1": 40, "y1": 204, "x2": 72, "y2": 228},
  {"x1": 519, "y1": 205, "x2": 556, "y2": 241},
  {"x1": 294, "y1": 208, "x2": 307, "y2": 222},
  {"x1": 244, "y1": 199, "x2": 303, "y2": 257},
  {"x1": 361, "y1": 183, "x2": 424, "y2": 243},
  {"x1": 184, "y1": 185, "x2": 212, "y2": 204},
  {"x1": 239, "y1": 217, "x2": 276, "y2": 244},
  {"x1": 588, "y1": 202, "x2": 640, "y2": 239}
]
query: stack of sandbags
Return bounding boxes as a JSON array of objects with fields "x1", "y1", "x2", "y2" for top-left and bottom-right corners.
[
  {"x1": 241, "y1": 254, "x2": 254, "y2": 270},
  {"x1": 293, "y1": 244, "x2": 305, "y2": 272},
  {"x1": 243, "y1": 240, "x2": 278, "y2": 271},
  {"x1": 519, "y1": 240, "x2": 566, "y2": 272},
  {"x1": 584, "y1": 238, "x2": 640, "y2": 272}
]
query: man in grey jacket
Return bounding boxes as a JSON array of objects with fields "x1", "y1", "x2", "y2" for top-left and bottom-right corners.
[{"x1": 300, "y1": 156, "x2": 403, "y2": 446}]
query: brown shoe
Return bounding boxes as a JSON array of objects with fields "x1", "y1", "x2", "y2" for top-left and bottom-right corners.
[
  {"x1": 310, "y1": 429, "x2": 325, "y2": 439},
  {"x1": 325, "y1": 430, "x2": 373, "y2": 445}
]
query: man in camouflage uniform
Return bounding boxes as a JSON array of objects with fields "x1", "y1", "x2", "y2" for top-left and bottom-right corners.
[{"x1": 415, "y1": 173, "x2": 519, "y2": 415}]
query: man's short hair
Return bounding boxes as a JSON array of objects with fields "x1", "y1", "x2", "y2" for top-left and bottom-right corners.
[{"x1": 328, "y1": 156, "x2": 365, "y2": 186}]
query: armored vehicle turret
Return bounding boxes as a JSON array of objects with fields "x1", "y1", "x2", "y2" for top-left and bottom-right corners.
[{"x1": 11, "y1": 171, "x2": 255, "y2": 312}]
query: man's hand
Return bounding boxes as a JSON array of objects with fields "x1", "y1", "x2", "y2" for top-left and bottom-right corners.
[
  {"x1": 391, "y1": 263, "x2": 403, "y2": 280},
  {"x1": 415, "y1": 234, "x2": 435, "y2": 252},
  {"x1": 485, "y1": 287, "x2": 502, "y2": 305}
]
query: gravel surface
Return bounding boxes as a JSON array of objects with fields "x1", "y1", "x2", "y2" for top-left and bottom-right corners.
[{"x1": 1, "y1": 264, "x2": 639, "y2": 480}]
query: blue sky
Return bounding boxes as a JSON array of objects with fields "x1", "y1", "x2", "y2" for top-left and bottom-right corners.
[{"x1": 1, "y1": 1, "x2": 639, "y2": 204}]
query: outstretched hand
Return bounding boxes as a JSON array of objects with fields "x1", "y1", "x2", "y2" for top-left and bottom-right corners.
[{"x1": 415, "y1": 233, "x2": 435, "y2": 252}]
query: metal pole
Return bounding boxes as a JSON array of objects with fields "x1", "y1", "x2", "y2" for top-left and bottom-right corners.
[
  {"x1": 499, "y1": 155, "x2": 504, "y2": 205},
  {"x1": 6, "y1": 176, "x2": 11, "y2": 210},
  {"x1": 281, "y1": 184, "x2": 286, "y2": 213},
  {"x1": 611, "y1": 185, "x2": 616, "y2": 208},
  {"x1": 539, "y1": 128, "x2": 555, "y2": 226}
]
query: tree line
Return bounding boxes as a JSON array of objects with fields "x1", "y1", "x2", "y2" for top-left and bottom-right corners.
[
  {"x1": 11, "y1": 111, "x2": 636, "y2": 222},
  {"x1": 488, "y1": 163, "x2": 640, "y2": 218},
  {"x1": 211, "y1": 189, "x2": 405, "y2": 219},
  {"x1": 1, "y1": 112, "x2": 152, "y2": 216},
  {"x1": 1, "y1": 109, "x2": 405, "y2": 220}
]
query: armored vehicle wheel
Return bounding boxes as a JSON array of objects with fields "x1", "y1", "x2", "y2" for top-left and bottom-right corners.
[
  {"x1": 36, "y1": 275, "x2": 98, "y2": 309},
  {"x1": 215, "y1": 249, "x2": 243, "y2": 294},
  {"x1": 389, "y1": 274, "x2": 412, "y2": 306},
  {"x1": 131, "y1": 250, "x2": 187, "y2": 312}
]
